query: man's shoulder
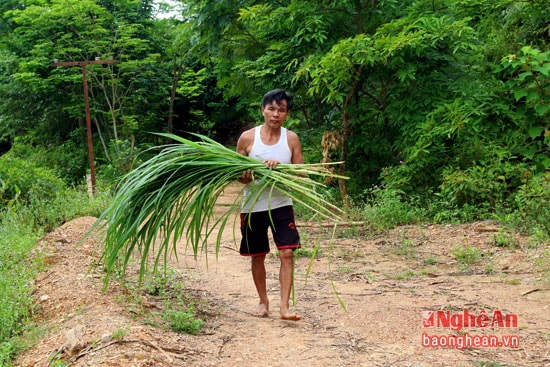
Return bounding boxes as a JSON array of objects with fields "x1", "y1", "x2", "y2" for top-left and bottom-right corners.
[
  {"x1": 237, "y1": 126, "x2": 255, "y2": 141},
  {"x1": 240, "y1": 126, "x2": 258, "y2": 137},
  {"x1": 285, "y1": 129, "x2": 300, "y2": 142}
]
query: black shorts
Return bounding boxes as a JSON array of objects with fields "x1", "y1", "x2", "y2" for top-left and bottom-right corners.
[{"x1": 239, "y1": 205, "x2": 301, "y2": 256}]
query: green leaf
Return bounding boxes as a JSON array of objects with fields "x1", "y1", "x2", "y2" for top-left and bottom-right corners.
[
  {"x1": 528, "y1": 126, "x2": 544, "y2": 140},
  {"x1": 518, "y1": 71, "x2": 532, "y2": 81},
  {"x1": 535, "y1": 63, "x2": 549, "y2": 76},
  {"x1": 513, "y1": 89, "x2": 528, "y2": 101},
  {"x1": 534, "y1": 104, "x2": 549, "y2": 116}
]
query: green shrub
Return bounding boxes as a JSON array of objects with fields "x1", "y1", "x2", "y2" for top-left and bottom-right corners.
[
  {"x1": 0, "y1": 153, "x2": 66, "y2": 208},
  {"x1": 438, "y1": 160, "x2": 524, "y2": 209},
  {"x1": 509, "y1": 174, "x2": 550, "y2": 236},
  {"x1": 9, "y1": 135, "x2": 88, "y2": 186},
  {"x1": 162, "y1": 306, "x2": 204, "y2": 334},
  {"x1": 0, "y1": 211, "x2": 42, "y2": 365},
  {"x1": 430, "y1": 158, "x2": 537, "y2": 224},
  {"x1": 15, "y1": 188, "x2": 111, "y2": 232},
  {"x1": 450, "y1": 244, "x2": 482, "y2": 270},
  {"x1": 362, "y1": 187, "x2": 426, "y2": 231},
  {"x1": 493, "y1": 230, "x2": 518, "y2": 248},
  {"x1": 431, "y1": 201, "x2": 489, "y2": 224}
]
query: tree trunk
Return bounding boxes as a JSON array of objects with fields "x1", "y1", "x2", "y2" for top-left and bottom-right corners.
[
  {"x1": 339, "y1": 110, "x2": 350, "y2": 208},
  {"x1": 338, "y1": 66, "x2": 364, "y2": 207},
  {"x1": 167, "y1": 55, "x2": 184, "y2": 141}
]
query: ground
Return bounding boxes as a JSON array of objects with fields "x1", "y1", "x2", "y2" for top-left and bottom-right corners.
[{"x1": 14, "y1": 184, "x2": 550, "y2": 367}]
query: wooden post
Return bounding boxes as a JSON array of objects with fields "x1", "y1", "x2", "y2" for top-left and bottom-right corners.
[{"x1": 52, "y1": 59, "x2": 117, "y2": 194}]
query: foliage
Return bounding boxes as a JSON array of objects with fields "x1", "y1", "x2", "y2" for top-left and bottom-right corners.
[
  {"x1": 17, "y1": 187, "x2": 111, "y2": 233},
  {"x1": 162, "y1": 306, "x2": 204, "y2": 334},
  {"x1": 493, "y1": 230, "x2": 518, "y2": 248},
  {"x1": 111, "y1": 326, "x2": 129, "y2": 341},
  {"x1": 0, "y1": 154, "x2": 110, "y2": 230},
  {"x1": 0, "y1": 152, "x2": 66, "y2": 208},
  {"x1": 8, "y1": 135, "x2": 88, "y2": 186},
  {"x1": 450, "y1": 244, "x2": 482, "y2": 270},
  {"x1": 0, "y1": 0, "x2": 548, "y2": 232},
  {"x1": 0, "y1": 212, "x2": 40, "y2": 366},
  {"x1": 189, "y1": 0, "x2": 548, "y2": 208},
  {"x1": 437, "y1": 158, "x2": 525, "y2": 209},
  {"x1": 508, "y1": 174, "x2": 550, "y2": 236},
  {"x1": 0, "y1": 185, "x2": 111, "y2": 365},
  {"x1": 47, "y1": 353, "x2": 68, "y2": 367},
  {"x1": 2, "y1": 0, "x2": 176, "y2": 182},
  {"x1": 362, "y1": 187, "x2": 426, "y2": 231},
  {"x1": 496, "y1": 46, "x2": 549, "y2": 173}
]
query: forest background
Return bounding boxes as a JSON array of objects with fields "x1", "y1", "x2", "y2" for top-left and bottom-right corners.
[{"x1": 0, "y1": 0, "x2": 548, "y2": 365}]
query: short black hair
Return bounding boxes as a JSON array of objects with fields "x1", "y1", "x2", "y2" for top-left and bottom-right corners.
[{"x1": 262, "y1": 89, "x2": 293, "y2": 111}]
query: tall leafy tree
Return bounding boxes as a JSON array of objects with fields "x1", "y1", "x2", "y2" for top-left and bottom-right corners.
[
  {"x1": 2, "y1": 0, "x2": 164, "y2": 175},
  {"x1": 189, "y1": 0, "x2": 547, "y2": 207},
  {"x1": 189, "y1": 0, "x2": 392, "y2": 199},
  {"x1": 1, "y1": 0, "x2": 546, "y2": 214}
]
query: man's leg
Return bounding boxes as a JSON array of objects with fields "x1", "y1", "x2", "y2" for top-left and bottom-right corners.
[
  {"x1": 251, "y1": 254, "x2": 269, "y2": 317},
  {"x1": 279, "y1": 249, "x2": 301, "y2": 321}
]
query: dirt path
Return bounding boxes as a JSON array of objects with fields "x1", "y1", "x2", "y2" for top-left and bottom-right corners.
[{"x1": 14, "y1": 184, "x2": 550, "y2": 367}]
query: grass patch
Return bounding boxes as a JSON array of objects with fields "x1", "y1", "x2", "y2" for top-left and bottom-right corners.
[
  {"x1": 336, "y1": 247, "x2": 363, "y2": 261},
  {"x1": 112, "y1": 326, "x2": 129, "y2": 341},
  {"x1": 163, "y1": 306, "x2": 205, "y2": 334},
  {"x1": 0, "y1": 213, "x2": 42, "y2": 365},
  {"x1": 0, "y1": 187, "x2": 111, "y2": 365},
  {"x1": 505, "y1": 278, "x2": 521, "y2": 285},
  {"x1": 476, "y1": 362, "x2": 505, "y2": 367},
  {"x1": 492, "y1": 230, "x2": 519, "y2": 248},
  {"x1": 294, "y1": 246, "x2": 321, "y2": 258},
  {"x1": 393, "y1": 270, "x2": 416, "y2": 280},
  {"x1": 336, "y1": 266, "x2": 353, "y2": 273},
  {"x1": 450, "y1": 244, "x2": 482, "y2": 270},
  {"x1": 424, "y1": 256, "x2": 438, "y2": 265},
  {"x1": 362, "y1": 187, "x2": 426, "y2": 231},
  {"x1": 120, "y1": 269, "x2": 216, "y2": 335},
  {"x1": 394, "y1": 241, "x2": 417, "y2": 258}
]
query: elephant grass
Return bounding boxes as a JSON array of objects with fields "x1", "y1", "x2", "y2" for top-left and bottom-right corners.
[{"x1": 95, "y1": 133, "x2": 347, "y2": 285}]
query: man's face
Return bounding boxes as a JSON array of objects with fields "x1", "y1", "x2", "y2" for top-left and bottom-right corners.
[{"x1": 262, "y1": 100, "x2": 289, "y2": 127}]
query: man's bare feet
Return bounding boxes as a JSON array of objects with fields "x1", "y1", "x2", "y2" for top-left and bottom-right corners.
[
  {"x1": 251, "y1": 302, "x2": 269, "y2": 318},
  {"x1": 280, "y1": 311, "x2": 301, "y2": 321}
]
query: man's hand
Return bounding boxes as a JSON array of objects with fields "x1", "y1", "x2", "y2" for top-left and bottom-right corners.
[
  {"x1": 263, "y1": 159, "x2": 279, "y2": 169},
  {"x1": 237, "y1": 160, "x2": 279, "y2": 184},
  {"x1": 238, "y1": 169, "x2": 254, "y2": 184}
]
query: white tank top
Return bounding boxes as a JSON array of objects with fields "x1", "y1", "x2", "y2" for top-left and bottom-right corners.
[{"x1": 241, "y1": 125, "x2": 293, "y2": 212}]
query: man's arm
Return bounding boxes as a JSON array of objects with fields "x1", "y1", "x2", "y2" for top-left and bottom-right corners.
[
  {"x1": 236, "y1": 129, "x2": 254, "y2": 183},
  {"x1": 288, "y1": 131, "x2": 304, "y2": 165}
]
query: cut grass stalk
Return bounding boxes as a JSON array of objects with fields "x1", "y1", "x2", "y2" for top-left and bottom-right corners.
[{"x1": 94, "y1": 133, "x2": 348, "y2": 285}]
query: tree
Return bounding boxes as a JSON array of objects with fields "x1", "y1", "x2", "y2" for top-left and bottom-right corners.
[
  {"x1": 3, "y1": 0, "x2": 165, "y2": 176},
  {"x1": 190, "y1": 0, "x2": 392, "y2": 201},
  {"x1": 191, "y1": 0, "x2": 547, "y2": 208}
]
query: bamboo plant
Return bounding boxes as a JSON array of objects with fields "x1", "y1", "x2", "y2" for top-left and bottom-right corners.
[{"x1": 95, "y1": 132, "x2": 348, "y2": 284}]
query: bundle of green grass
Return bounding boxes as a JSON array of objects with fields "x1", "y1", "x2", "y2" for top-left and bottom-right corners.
[{"x1": 96, "y1": 133, "x2": 347, "y2": 283}]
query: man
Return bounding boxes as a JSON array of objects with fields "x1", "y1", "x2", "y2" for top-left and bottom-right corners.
[{"x1": 236, "y1": 89, "x2": 304, "y2": 321}]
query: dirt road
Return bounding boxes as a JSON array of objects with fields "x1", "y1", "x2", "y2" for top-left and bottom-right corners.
[{"x1": 14, "y1": 184, "x2": 550, "y2": 366}]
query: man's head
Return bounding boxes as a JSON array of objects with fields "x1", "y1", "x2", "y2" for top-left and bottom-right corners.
[{"x1": 262, "y1": 89, "x2": 293, "y2": 112}]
